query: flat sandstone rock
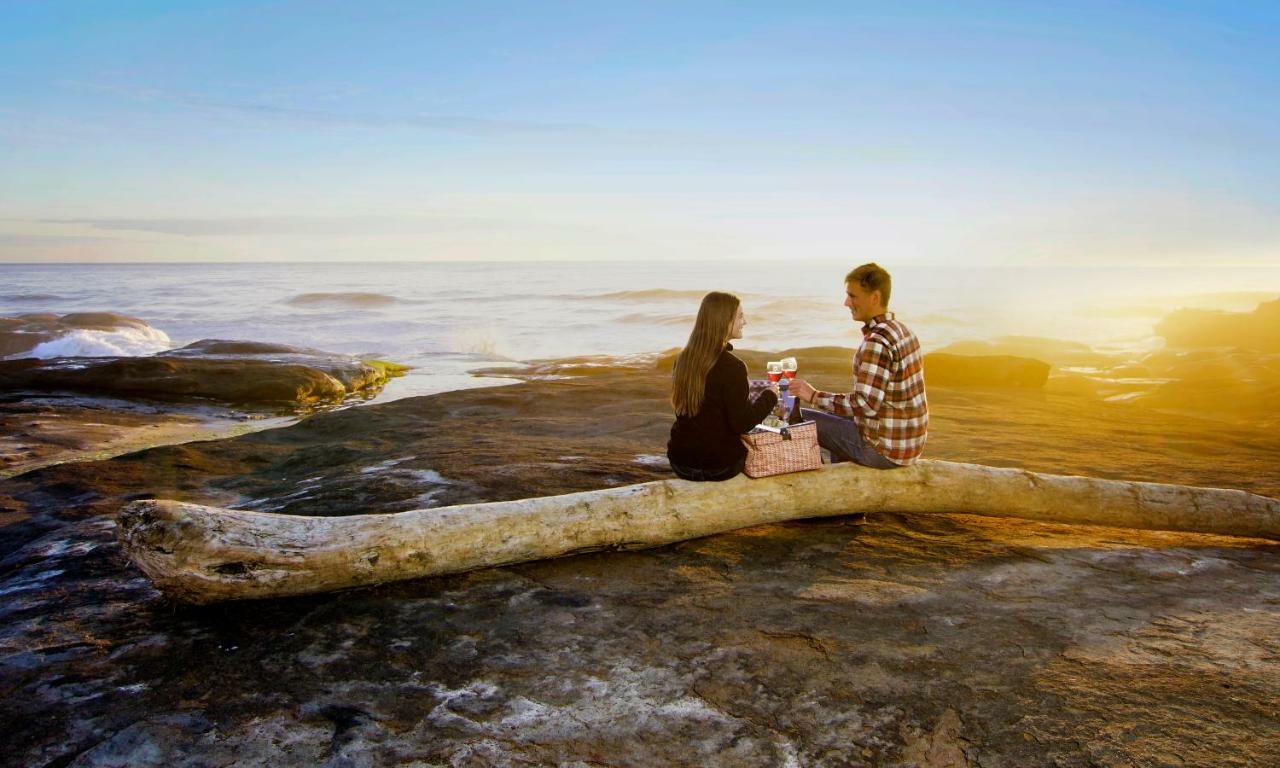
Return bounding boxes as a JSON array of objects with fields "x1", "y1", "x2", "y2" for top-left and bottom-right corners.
[{"x1": 2, "y1": 509, "x2": 1276, "y2": 766}]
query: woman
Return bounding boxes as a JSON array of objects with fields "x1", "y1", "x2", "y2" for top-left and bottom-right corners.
[{"x1": 667, "y1": 292, "x2": 778, "y2": 481}]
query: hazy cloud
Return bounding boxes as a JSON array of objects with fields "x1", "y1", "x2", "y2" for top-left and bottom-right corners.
[{"x1": 61, "y1": 80, "x2": 597, "y2": 137}]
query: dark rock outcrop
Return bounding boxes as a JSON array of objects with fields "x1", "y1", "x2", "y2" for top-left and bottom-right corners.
[
  {"x1": 0, "y1": 340, "x2": 407, "y2": 408},
  {"x1": 933, "y1": 336, "x2": 1119, "y2": 369},
  {"x1": 1156, "y1": 298, "x2": 1280, "y2": 351},
  {"x1": 0, "y1": 312, "x2": 157, "y2": 358}
]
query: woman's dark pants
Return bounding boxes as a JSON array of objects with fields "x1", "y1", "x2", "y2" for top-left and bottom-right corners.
[{"x1": 668, "y1": 457, "x2": 746, "y2": 482}]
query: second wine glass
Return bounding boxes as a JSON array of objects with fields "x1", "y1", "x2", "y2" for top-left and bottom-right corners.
[{"x1": 781, "y1": 357, "x2": 797, "y2": 380}]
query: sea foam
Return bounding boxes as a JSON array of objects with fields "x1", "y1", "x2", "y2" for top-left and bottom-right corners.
[{"x1": 25, "y1": 326, "x2": 172, "y2": 359}]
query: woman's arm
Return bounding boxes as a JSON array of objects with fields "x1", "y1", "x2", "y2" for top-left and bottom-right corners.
[{"x1": 722, "y1": 358, "x2": 777, "y2": 433}]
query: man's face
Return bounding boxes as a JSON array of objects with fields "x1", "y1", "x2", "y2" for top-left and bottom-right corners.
[{"x1": 844, "y1": 281, "x2": 881, "y2": 323}]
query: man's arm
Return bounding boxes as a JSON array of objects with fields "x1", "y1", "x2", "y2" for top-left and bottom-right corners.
[{"x1": 805, "y1": 339, "x2": 894, "y2": 419}]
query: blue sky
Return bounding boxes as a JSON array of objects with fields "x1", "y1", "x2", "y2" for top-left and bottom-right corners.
[{"x1": 2, "y1": 1, "x2": 1278, "y2": 263}]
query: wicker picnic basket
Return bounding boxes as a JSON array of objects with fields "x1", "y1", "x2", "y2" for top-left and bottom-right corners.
[{"x1": 740, "y1": 421, "x2": 821, "y2": 478}]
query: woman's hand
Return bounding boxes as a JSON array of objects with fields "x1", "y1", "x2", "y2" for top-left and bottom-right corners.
[{"x1": 789, "y1": 378, "x2": 816, "y2": 403}]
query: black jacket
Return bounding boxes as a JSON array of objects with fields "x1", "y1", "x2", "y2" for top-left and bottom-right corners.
[{"x1": 667, "y1": 345, "x2": 778, "y2": 470}]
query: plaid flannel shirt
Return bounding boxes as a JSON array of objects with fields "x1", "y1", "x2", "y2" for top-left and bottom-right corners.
[{"x1": 811, "y1": 312, "x2": 928, "y2": 465}]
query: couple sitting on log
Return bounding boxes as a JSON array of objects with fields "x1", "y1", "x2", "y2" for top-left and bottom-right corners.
[{"x1": 666, "y1": 263, "x2": 929, "y2": 482}]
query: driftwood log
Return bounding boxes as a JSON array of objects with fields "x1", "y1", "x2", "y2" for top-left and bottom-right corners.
[{"x1": 118, "y1": 460, "x2": 1280, "y2": 604}]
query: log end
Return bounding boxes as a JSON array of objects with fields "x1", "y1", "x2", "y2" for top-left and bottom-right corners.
[
  {"x1": 117, "y1": 499, "x2": 207, "y2": 604},
  {"x1": 117, "y1": 499, "x2": 289, "y2": 605}
]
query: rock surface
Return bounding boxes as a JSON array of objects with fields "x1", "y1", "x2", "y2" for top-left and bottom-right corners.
[
  {"x1": 4, "y1": 506, "x2": 1277, "y2": 766},
  {"x1": 1123, "y1": 346, "x2": 1280, "y2": 428},
  {"x1": 0, "y1": 393, "x2": 283, "y2": 481},
  {"x1": 1, "y1": 360, "x2": 1277, "y2": 766}
]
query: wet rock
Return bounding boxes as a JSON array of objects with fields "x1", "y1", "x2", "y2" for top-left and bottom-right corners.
[
  {"x1": 1092, "y1": 346, "x2": 1280, "y2": 428},
  {"x1": 900, "y1": 709, "x2": 970, "y2": 768},
  {"x1": 3, "y1": 509, "x2": 1277, "y2": 766},
  {"x1": 0, "y1": 394, "x2": 284, "y2": 481},
  {"x1": 920, "y1": 353, "x2": 1050, "y2": 388},
  {"x1": 0, "y1": 340, "x2": 406, "y2": 408}
]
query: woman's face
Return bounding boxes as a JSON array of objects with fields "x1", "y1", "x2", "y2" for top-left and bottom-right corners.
[{"x1": 728, "y1": 306, "x2": 746, "y2": 340}]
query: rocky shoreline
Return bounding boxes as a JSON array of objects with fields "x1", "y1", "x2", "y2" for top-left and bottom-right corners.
[
  {"x1": 1, "y1": 347, "x2": 1278, "y2": 766},
  {"x1": 0, "y1": 336, "x2": 407, "y2": 480}
]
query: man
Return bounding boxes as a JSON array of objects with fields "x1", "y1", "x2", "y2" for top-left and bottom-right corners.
[{"x1": 788, "y1": 263, "x2": 928, "y2": 468}]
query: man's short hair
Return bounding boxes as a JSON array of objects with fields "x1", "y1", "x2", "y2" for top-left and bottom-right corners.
[{"x1": 846, "y1": 263, "x2": 892, "y2": 307}]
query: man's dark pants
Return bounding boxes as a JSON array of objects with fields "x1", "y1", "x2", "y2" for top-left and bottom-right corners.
[{"x1": 800, "y1": 408, "x2": 900, "y2": 469}]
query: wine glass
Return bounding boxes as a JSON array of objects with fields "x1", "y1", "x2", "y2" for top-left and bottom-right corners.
[
  {"x1": 766, "y1": 361, "x2": 783, "y2": 383},
  {"x1": 781, "y1": 357, "x2": 797, "y2": 380}
]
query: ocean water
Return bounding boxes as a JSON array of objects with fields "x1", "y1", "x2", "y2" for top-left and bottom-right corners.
[{"x1": 3, "y1": 261, "x2": 1278, "y2": 400}]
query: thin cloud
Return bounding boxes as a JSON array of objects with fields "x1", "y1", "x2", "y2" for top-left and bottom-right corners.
[
  {"x1": 60, "y1": 80, "x2": 597, "y2": 137},
  {"x1": 0, "y1": 234, "x2": 149, "y2": 245},
  {"x1": 34, "y1": 215, "x2": 524, "y2": 237}
]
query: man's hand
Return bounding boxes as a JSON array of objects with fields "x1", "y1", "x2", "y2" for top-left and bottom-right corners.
[{"x1": 789, "y1": 378, "x2": 816, "y2": 403}]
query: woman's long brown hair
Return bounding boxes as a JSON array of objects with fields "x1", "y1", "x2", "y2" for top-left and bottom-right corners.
[{"x1": 671, "y1": 291, "x2": 740, "y2": 417}]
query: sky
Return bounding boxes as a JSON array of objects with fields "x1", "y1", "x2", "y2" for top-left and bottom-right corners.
[{"x1": 1, "y1": 0, "x2": 1278, "y2": 264}]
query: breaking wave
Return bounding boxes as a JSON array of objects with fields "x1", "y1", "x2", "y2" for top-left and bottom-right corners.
[
  {"x1": 287, "y1": 292, "x2": 400, "y2": 308},
  {"x1": 25, "y1": 325, "x2": 172, "y2": 359},
  {"x1": 1, "y1": 293, "x2": 65, "y2": 303},
  {"x1": 749, "y1": 298, "x2": 841, "y2": 323},
  {"x1": 570, "y1": 289, "x2": 724, "y2": 302},
  {"x1": 618, "y1": 312, "x2": 695, "y2": 326}
]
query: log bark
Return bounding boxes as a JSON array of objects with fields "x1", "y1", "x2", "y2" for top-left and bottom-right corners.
[{"x1": 117, "y1": 460, "x2": 1280, "y2": 604}]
